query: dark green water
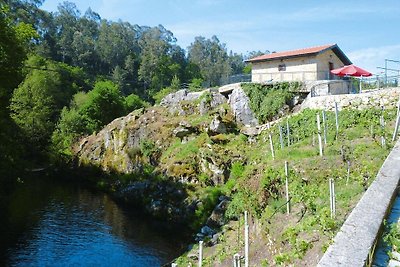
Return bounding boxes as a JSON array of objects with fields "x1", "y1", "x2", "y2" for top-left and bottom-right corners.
[{"x1": 0, "y1": 176, "x2": 189, "y2": 267}]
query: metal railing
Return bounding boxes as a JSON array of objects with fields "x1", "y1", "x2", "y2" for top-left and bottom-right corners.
[
  {"x1": 219, "y1": 74, "x2": 251, "y2": 86},
  {"x1": 359, "y1": 75, "x2": 399, "y2": 91},
  {"x1": 251, "y1": 70, "x2": 342, "y2": 82}
]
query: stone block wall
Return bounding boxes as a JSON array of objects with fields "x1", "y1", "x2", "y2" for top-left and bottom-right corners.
[{"x1": 301, "y1": 87, "x2": 400, "y2": 111}]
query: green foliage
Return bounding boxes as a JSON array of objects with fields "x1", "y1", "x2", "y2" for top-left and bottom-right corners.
[
  {"x1": 52, "y1": 80, "x2": 128, "y2": 157},
  {"x1": 192, "y1": 187, "x2": 221, "y2": 229},
  {"x1": 225, "y1": 189, "x2": 262, "y2": 219},
  {"x1": 230, "y1": 162, "x2": 245, "y2": 179},
  {"x1": 384, "y1": 222, "x2": 400, "y2": 255},
  {"x1": 199, "y1": 90, "x2": 212, "y2": 104},
  {"x1": 0, "y1": 4, "x2": 32, "y2": 177},
  {"x1": 139, "y1": 139, "x2": 157, "y2": 159},
  {"x1": 259, "y1": 167, "x2": 283, "y2": 199},
  {"x1": 0, "y1": 4, "x2": 27, "y2": 108},
  {"x1": 188, "y1": 35, "x2": 231, "y2": 86},
  {"x1": 243, "y1": 63, "x2": 252, "y2": 74},
  {"x1": 189, "y1": 78, "x2": 203, "y2": 91},
  {"x1": 80, "y1": 80, "x2": 125, "y2": 130},
  {"x1": 170, "y1": 75, "x2": 181, "y2": 90},
  {"x1": 242, "y1": 82, "x2": 301, "y2": 123},
  {"x1": 10, "y1": 56, "x2": 86, "y2": 152},
  {"x1": 125, "y1": 93, "x2": 148, "y2": 112}
]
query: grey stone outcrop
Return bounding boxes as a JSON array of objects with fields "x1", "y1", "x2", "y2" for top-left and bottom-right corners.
[
  {"x1": 160, "y1": 89, "x2": 228, "y2": 115},
  {"x1": 318, "y1": 139, "x2": 400, "y2": 266},
  {"x1": 199, "y1": 92, "x2": 226, "y2": 115},
  {"x1": 208, "y1": 115, "x2": 227, "y2": 135},
  {"x1": 160, "y1": 89, "x2": 203, "y2": 107},
  {"x1": 228, "y1": 87, "x2": 258, "y2": 126}
]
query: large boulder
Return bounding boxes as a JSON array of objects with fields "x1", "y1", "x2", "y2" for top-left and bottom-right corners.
[
  {"x1": 208, "y1": 115, "x2": 227, "y2": 135},
  {"x1": 173, "y1": 121, "x2": 196, "y2": 139},
  {"x1": 228, "y1": 87, "x2": 258, "y2": 126},
  {"x1": 160, "y1": 89, "x2": 203, "y2": 107},
  {"x1": 206, "y1": 198, "x2": 230, "y2": 228},
  {"x1": 160, "y1": 89, "x2": 227, "y2": 115},
  {"x1": 199, "y1": 92, "x2": 227, "y2": 115}
]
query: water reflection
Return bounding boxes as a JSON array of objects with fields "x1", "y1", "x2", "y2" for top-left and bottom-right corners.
[{"x1": 0, "y1": 177, "x2": 189, "y2": 267}]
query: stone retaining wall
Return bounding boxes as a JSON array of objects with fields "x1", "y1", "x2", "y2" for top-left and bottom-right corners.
[
  {"x1": 301, "y1": 87, "x2": 400, "y2": 111},
  {"x1": 317, "y1": 139, "x2": 400, "y2": 266}
]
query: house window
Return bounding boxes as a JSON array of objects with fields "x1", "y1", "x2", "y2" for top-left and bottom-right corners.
[{"x1": 278, "y1": 64, "x2": 286, "y2": 71}]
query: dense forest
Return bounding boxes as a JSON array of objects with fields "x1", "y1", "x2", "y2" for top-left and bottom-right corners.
[{"x1": 0, "y1": 0, "x2": 266, "y2": 181}]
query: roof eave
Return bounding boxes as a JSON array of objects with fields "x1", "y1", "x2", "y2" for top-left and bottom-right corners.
[
  {"x1": 330, "y1": 45, "x2": 352, "y2": 65},
  {"x1": 245, "y1": 52, "x2": 319, "y2": 63}
]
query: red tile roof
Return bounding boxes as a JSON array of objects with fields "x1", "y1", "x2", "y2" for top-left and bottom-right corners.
[{"x1": 247, "y1": 44, "x2": 337, "y2": 62}]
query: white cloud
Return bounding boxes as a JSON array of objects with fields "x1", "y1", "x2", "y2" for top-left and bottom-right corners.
[{"x1": 347, "y1": 44, "x2": 400, "y2": 74}]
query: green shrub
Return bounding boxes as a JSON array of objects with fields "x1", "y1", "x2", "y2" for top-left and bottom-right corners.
[
  {"x1": 241, "y1": 82, "x2": 301, "y2": 123},
  {"x1": 125, "y1": 93, "x2": 148, "y2": 112}
]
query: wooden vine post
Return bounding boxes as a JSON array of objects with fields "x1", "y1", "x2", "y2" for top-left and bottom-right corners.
[
  {"x1": 286, "y1": 119, "x2": 291, "y2": 146},
  {"x1": 322, "y1": 110, "x2": 327, "y2": 145},
  {"x1": 393, "y1": 96, "x2": 400, "y2": 141},
  {"x1": 317, "y1": 113, "x2": 323, "y2": 156},
  {"x1": 268, "y1": 123, "x2": 275, "y2": 160},
  {"x1": 198, "y1": 240, "x2": 203, "y2": 267},
  {"x1": 335, "y1": 102, "x2": 339, "y2": 139},
  {"x1": 380, "y1": 106, "x2": 386, "y2": 147},
  {"x1": 244, "y1": 211, "x2": 249, "y2": 267},
  {"x1": 285, "y1": 161, "x2": 290, "y2": 214},
  {"x1": 279, "y1": 125, "x2": 284, "y2": 149},
  {"x1": 329, "y1": 178, "x2": 336, "y2": 218}
]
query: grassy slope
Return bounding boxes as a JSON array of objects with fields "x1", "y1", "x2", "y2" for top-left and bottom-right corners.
[{"x1": 174, "y1": 107, "x2": 397, "y2": 266}]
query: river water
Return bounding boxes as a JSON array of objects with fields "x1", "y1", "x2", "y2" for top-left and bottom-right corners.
[{"x1": 0, "y1": 176, "x2": 189, "y2": 267}]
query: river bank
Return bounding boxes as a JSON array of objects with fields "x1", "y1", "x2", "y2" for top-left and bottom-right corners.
[{"x1": 0, "y1": 173, "x2": 191, "y2": 266}]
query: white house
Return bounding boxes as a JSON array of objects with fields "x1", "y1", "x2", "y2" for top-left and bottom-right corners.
[{"x1": 246, "y1": 44, "x2": 352, "y2": 83}]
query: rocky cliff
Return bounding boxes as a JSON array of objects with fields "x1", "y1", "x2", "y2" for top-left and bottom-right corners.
[{"x1": 74, "y1": 87, "x2": 255, "y2": 225}]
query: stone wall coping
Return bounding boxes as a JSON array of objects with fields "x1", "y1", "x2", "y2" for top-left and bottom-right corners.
[{"x1": 317, "y1": 140, "x2": 400, "y2": 266}]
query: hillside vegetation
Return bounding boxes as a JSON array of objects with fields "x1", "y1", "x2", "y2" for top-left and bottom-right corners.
[
  {"x1": 173, "y1": 104, "x2": 396, "y2": 266},
  {"x1": 73, "y1": 82, "x2": 398, "y2": 266}
]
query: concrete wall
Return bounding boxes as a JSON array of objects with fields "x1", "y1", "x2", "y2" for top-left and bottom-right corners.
[
  {"x1": 302, "y1": 87, "x2": 400, "y2": 111},
  {"x1": 316, "y1": 50, "x2": 346, "y2": 80},
  {"x1": 251, "y1": 55, "x2": 317, "y2": 82},
  {"x1": 318, "y1": 138, "x2": 400, "y2": 266},
  {"x1": 251, "y1": 49, "x2": 347, "y2": 83}
]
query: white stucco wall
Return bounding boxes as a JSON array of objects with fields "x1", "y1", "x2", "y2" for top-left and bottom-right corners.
[
  {"x1": 251, "y1": 55, "x2": 317, "y2": 82},
  {"x1": 316, "y1": 50, "x2": 346, "y2": 80},
  {"x1": 251, "y1": 49, "x2": 347, "y2": 82}
]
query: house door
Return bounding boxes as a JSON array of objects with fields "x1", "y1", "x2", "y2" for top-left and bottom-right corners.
[{"x1": 328, "y1": 62, "x2": 334, "y2": 80}]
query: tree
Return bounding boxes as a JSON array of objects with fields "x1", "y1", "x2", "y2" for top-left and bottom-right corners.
[
  {"x1": 138, "y1": 25, "x2": 186, "y2": 95},
  {"x1": 54, "y1": 1, "x2": 80, "y2": 64},
  {"x1": 0, "y1": 2, "x2": 30, "y2": 176},
  {"x1": 125, "y1": 93, "x2": 148, "y2": 113},
  {"x1": 0, "y1": 3, "x2": 29, "y2": 110},
  {"x1": 52, "y1": 80, "x2": 128, "y2": 157},
  {"x1": 9, "y1": 55, "x2": 86, "y2": 153},
  {"x1": 97, "y1": 20, "x2": 139, "y2": 73},
  {"x1": 188, "y1": 35, "x2": 231, "y2": 87},
  {"x1": 79, "y1": 80, "x2": 125, "y2": 131},
  {"x1": 70, "y1": 8, "x2": 100, "y2": 71},
  {"x1": 228, "y1": 51, "x2": 245, "y2": 75}
]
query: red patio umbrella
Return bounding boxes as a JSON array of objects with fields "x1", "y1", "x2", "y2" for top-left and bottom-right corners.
[{"x1": 330, "y1": 64, "x2": 372, "y2": 77}]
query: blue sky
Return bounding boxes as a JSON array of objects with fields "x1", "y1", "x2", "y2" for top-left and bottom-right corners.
[{"x1": 42, "y1": 0, "x2": 400, "y2": 75}]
